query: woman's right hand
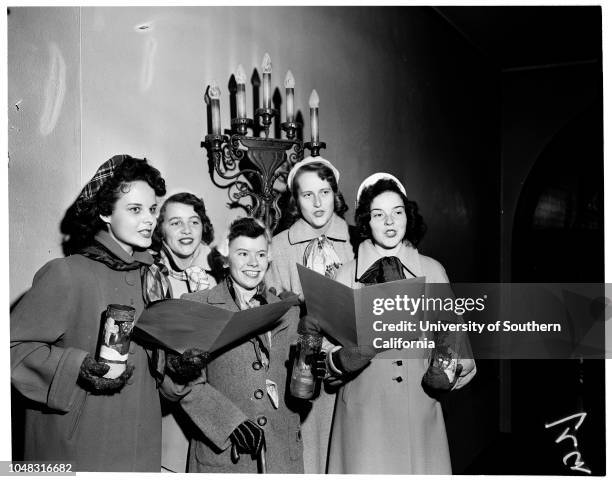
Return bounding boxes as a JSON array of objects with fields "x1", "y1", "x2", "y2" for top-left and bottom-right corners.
[
  {"x1": 78, "y1": 354, "x2": 134, "y2": 394},
  {"x1": 165, "y1": 348, "x2": 208, "y2": 384}
]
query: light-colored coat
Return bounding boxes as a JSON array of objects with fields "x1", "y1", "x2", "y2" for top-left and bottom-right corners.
[
  {"x1": 10, "y1": 231, "x2": 162, "y2": 472},
  {"x1": 265, "y1": 214, "x2": 354, "y2": 474},
  {"x1": 180, "y1": 282, "x2": 304, "y2": 473},
  {"x1": 327, "y1": 240, "x2": 476, "y2": 474}
]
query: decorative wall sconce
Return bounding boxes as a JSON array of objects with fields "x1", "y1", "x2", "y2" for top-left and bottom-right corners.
[{"x1": 202, "y1": 53, "x2": 325, "y2": 231}]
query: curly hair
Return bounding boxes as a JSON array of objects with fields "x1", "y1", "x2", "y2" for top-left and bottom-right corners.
[
  {"x1": 284, "y1": 162, "x2": 348, "y2": 225},
  {"x1": 355, "y1": 178, "x2": 426, "y2": 247},
  {"x1": 61, "y1": 156, "x2": 166, "y2": 254},
  {"x1": 228, "y1": 217, "x2": 272, "y2": 245},
  {"x1": 152, "y1": 192, "x2": 214, "y2": 251}
]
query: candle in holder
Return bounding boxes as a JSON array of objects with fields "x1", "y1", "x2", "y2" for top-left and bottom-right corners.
[
  {"x1": 236, "y1": 64, "x2": 247, "y2": 119},
  {"x1": 309, "y1": 89, "x2": 320, "y2": 144},
  {"x1": 285, "y1": 70, "x2": 295, "y2": 123},
  {"x1": 209, "y1": 82, "x2": 221, "y2": 135},
  {"x1": 262, "y1": 53, "x2": 272, "y2": 110}
]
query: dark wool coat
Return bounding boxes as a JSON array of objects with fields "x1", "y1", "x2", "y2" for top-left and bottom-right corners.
[
  {"x1": 11, "y1": 231, "x2": 162, "y2": 472},
  {"x1": 180, "y1": 281, "x2": 304, "y2": 473}
]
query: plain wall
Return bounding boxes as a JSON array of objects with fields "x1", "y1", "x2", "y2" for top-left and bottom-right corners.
[{"x1": 9, "y1": 6, "x2": 500, "y2": 304}]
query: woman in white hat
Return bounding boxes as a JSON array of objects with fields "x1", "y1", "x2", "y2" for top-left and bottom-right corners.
[
  {"x1": 325, "y1": 173, "x2": 476, "y2": 474},
  {"x1": 265, "y1": 156, "x2": 354, "y2": 473}
]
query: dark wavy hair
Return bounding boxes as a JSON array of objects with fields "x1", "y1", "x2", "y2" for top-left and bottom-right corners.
[
  {"x1": 152, "y1": 192, "x2": 214, "y2": 251},
  {"x1": 285, "y1": 162, "x2": 348, "y2": 225},
  {"x1": 228, "y1": 217, "x2": 271, "y2": 245},
  {"x1": 355, "y1": 178, "x2": 426, "y2": 247},
  {"x1": 61, "y1": 156, "x2": 166, "y2": 254}
]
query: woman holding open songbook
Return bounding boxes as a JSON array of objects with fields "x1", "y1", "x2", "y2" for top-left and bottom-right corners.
[
  {"x1": 323, "y1": 173, "x2": 477, "y2": 474},
  {"x1": 179, "y1": 217, "x2": 304, "y2": 473},
  {"x1": 265, "y1": 156, "x2": 354, "y2": 473}
]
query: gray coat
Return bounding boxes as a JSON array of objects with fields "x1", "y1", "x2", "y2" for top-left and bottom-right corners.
[
  {"x1": 10, "y1": 231, "x2": 162, "y2": 472},
  {"x1": 180, "y1": 282, "x2": 304, "y2": 473}
]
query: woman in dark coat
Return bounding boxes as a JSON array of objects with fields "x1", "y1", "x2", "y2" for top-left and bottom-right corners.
[{"x1": 10, "y1": 155, "x2": 175, "y2": 471}]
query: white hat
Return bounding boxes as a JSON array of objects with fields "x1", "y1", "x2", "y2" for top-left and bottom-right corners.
[
  {"x1": 356, "y1": 172, "x2": 407, "y2": 204},
  {"x1": 286, "y1": 156, "x2": 340, "y2": 192}
]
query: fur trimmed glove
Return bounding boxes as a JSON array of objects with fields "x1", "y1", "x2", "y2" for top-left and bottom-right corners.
[
  {"x1": 165, "y1": 348, "x2": 208, "y2": 384},
  {"x1": 331, "y1": 345, "x2": 377, "y2": 374},
  {"x1": 78, "y1": 354, "x2": 134, "y2": 395}
]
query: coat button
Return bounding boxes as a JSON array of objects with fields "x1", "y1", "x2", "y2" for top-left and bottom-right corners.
[
  {"x1": 393, "y1": 376, "x2": 403, "y2": 383},
  {"x1": 257, "y1": 416, "x2": 267, "y2": 427},
  {"x1": 254, "y1": 389, "x2": 264, "y2": 399},
  {"x1": 252, "y1": 361, "x2": 262, "y2": 371}
]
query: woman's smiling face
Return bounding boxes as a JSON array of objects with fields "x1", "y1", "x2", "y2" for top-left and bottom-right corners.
[
  {"x1": 160, "y1": 202, "x2": 203, "y2": 259},
  {"x1": 227, "y1": 234, "x2": 269, "y2": 290}
]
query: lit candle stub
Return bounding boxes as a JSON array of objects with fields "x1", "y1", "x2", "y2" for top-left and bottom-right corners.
[
  {"x1": 262, "y1": 53, "x2": 272, "y2": 110},
  {"x1": 209, "y1": 82, "x2": 222, "y2": 135},
  {"x1": 236, "y1": 64, "x2": 247, "y2": 119},
  {"x1": 285, "y1": 70, "x2": 295, "y2": 123},
  {"x1": 309, "y1": 89, "x2": 320, "y2": 144}
]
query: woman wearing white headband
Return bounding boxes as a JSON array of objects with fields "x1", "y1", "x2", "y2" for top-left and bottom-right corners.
[
  {"x1": 323, "y1": 173, "x2": 476, "y2": 474},
  {"x1": 265, "y1": 156, "x2": 354, "y2": 473}
]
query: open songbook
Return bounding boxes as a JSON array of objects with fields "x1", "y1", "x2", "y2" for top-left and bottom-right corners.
[
  {"x1": 133, "y1": 297, "x2": 296, "y2": 355},
  {"x1": 297, "y1": 264, "x2": 427, "y2": 349}
]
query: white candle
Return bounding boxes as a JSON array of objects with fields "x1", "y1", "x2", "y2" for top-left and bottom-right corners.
[
  {"x1": 309, "y1": 89, "x2": 320, "y2": 143},
  {"x1": 209, "y1": 82, "x2": 221, "y2": 135},
  {"x1": 285, "y1": 70, "x2": 295, "y2": 123},
  {"x1": 235, "y1": 64, "x2": 247, "y2": 119},
  {"x1": 262, "y1": 53, "x2": 272, "y2": 110}
]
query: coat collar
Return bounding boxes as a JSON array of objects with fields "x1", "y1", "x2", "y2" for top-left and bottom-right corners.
[
  {"x1": 287, "y1": 214, "x2": 349, "y2": 245},
  {"x1": 355, "y1": 239, "x2": 423, "y2": 279},
  {"x1": 94, "y1": 230, "x2": 154, "y2": 266}
]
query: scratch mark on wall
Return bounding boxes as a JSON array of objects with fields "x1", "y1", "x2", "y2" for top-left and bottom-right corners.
[
  {"x1": 15, "y1": 99, "x2": 22, "y2": 111},
  {"x1": 39, "y1": 42, "x2": 66, "y2": 137},
  {"x1": 140, "y1": 37, "x2": 157, "y2": 92},
  {"x1": 135, "y1": 23, "x2": 152, "y2": 32}
]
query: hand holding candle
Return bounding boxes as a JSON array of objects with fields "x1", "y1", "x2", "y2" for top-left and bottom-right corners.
[
  {"x1": 209, "y1": 81, "x2": 222, "y2": 135},
  {"x1": 309, "y1": 89, "x2": 320, "y2": 144},
  {"x1": 262, "y1": 53, "x2": 272, "y2": 110},
  {"x1": 285, "y1": 70, "x2": 295, "y2": 123},
  {"x1": 236, "y1": 64, "x2": 247, "y2": 119}
]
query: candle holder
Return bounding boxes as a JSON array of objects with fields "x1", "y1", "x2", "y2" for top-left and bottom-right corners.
[
  {"x1": 255, "y1": 107, "x2": 276, "y2": 138},
  {"x1": 304, "y1": 141, "x2": 326, "y2": 157},
  {"x1": 231, "y1": 117, "x2": 253, "y2": 136},
  {"x1": 281, "y1": 121, "x2": 301, "y2": 140},
  {"x1": 204, "y1": 132, "x2": 304, "y2": 231}
]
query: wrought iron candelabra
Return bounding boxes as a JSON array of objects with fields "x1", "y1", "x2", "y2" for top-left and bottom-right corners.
[{"x1": 202, "y1": 54, "x2": 325, "y2": 232}]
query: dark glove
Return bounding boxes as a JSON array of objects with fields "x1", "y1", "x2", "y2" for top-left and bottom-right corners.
[
  {"x1": 422, "y1": 363, "x2": 462, "y2": 394},
  {"x1": 230, "y1": 419, "x2": 265, "y2": 462},
  {"x1": 311, "y1": 351, "x2": 327, "y2": 379},
  {"x1": 165, "y1": 348, "x2": 209, "y2": 384},
  {"x1": 268, "y1": 288, "x2": 300, "y2": 306},
  {"x1": 331, "y1": 345, "x2": 376, "y2": 374},
  {"x1": 297, "y1": 315, "x2": 322, "y2": 335},
  {"x1": 78, "y1": 354, "x2": 134, "y2": 395}
]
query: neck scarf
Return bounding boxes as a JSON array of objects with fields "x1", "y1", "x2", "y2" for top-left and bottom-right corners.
[
  {"x1": 160, "y1": 243, "x2": 211, "y2": 293},
  {"x1": 226, "y1": 276, "x2": 268, "y2": 310},
  {"x1": 303, "y1": 234, "x2": 342, "y2": 278},
  {"x1": 358, "y1": 256, "x2": 406, "y2": 285},
  {"x1": 80, "y1": 241, "x2": 168, "y2": 384}
]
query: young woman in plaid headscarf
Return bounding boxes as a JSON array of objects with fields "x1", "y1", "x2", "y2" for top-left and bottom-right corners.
[{"x1": 10, "y1": 155, "x2": 205, "y2": 471}]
